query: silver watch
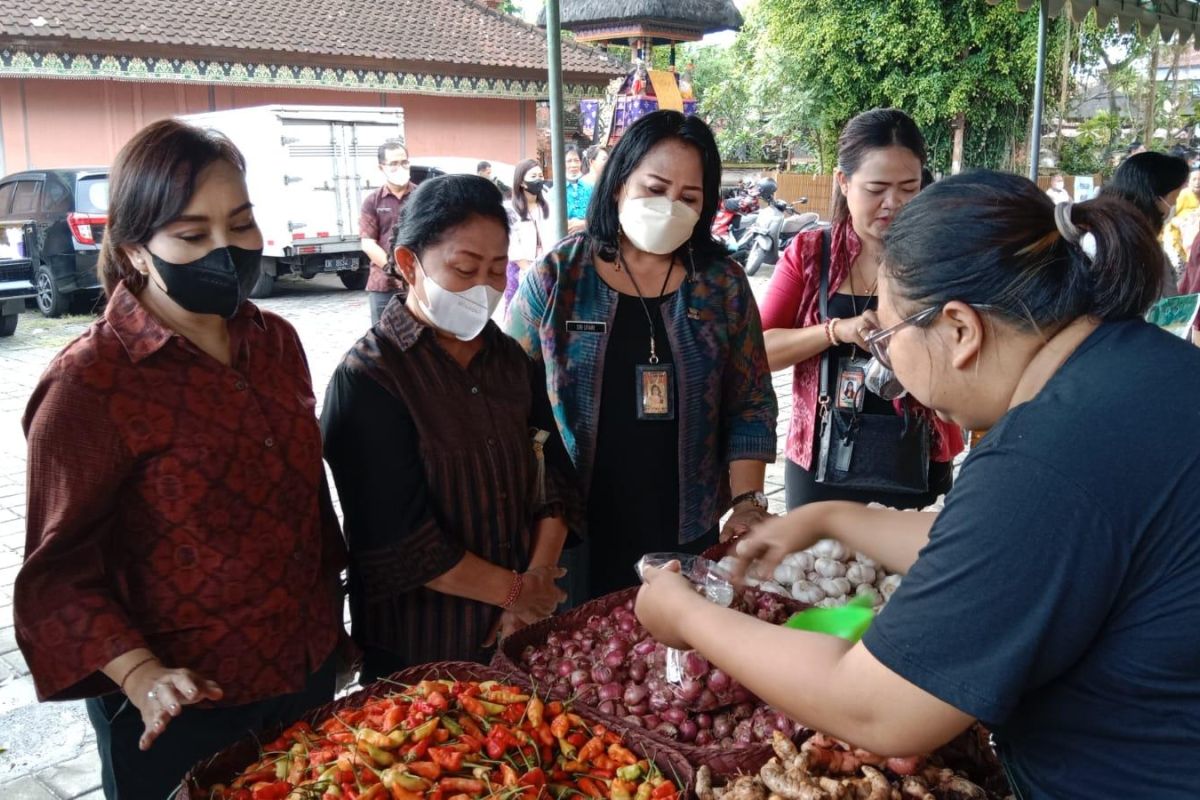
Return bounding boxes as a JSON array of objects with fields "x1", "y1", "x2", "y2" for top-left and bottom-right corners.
[{"x1": 731, "y1": 490, "x2": 768, "y2": 511}]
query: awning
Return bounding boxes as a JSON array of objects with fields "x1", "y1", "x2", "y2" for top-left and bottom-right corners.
[{"x1": 998, "y1": 0, "x2": 1200, "y2": 44}]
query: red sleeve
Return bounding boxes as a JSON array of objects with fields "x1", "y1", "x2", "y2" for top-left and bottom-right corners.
[
  {"x1": 16, "y1": 368, "x2": 146, "y2": 700},
  {"x1": 360, "y1": 193, "x2": 379, "y2": 241},
  {"x1": 759, "y1": 231, "x2": 818, "y2": 330}
]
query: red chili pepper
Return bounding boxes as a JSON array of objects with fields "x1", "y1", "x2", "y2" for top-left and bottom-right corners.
[
  {"x1": 428, "y1": 690, "x2": 450, "y2": 711},
  {"x1": 439, "y1": 778, "x2": 485, "y2": 795},
  {"x1": 406, "y1": 761, "x2": 443, "y2": 781},
  {"x1": 527, "y1": 695, "x2": 545, "y2": 728},
  {"x1": 251, "y1": 782, "x2": 292, "y2": 800},
  {"x1": 461, "y1": 696, "x2": 486, "y2": 717},
  {"x1": 358, "y1": 786, "x2": 388, "y2": 800},
  {"x1": 652, "y1": 782, "x2": 677, "y2": 800},
  {"x1": 589, "y1": 768, "x2": 615, "y2": 780},
  {"x1": 502, "y1": 703, "x2": 525, "y2": 725},
  {"x1": 607, "y1": 744, "x2": 637, "y2": 766},
  {"x1": 550, "y1": 714, "x2": 571, "y2": 740},
  {"x1": 518, "y1": 768, "x2": 547, "y2": 788},
  {"x1": 536, "y1": 723, "x2": 556, "y2": 747},
  {"x1": 459, "y1": 734, "x2": 485, "y2": 754},
  {"x1": 389, "y1": 787, "x2": 423, "y2": 800},
  {"x1": 383, "y1": 706, "x2": 406, "y2": 732},
  {"x1": 407, "y1": 738, "x2": 431, "y2": 762},
  {"x1": 546, "y1": 701, "x2": 564, "y2": 717},
  {"x1": 500, "y1": 764, "x2": 519, "y2": 787},
  {"x1": 430, "y1": 747, "x2": 464, "y2": 772},
  {"x1": 576, "y1": 777, "x2": 606, "y2": 798},
  {"x1": 485, "y1": 738, "x2": 505, "y2": 760},
  {"x1": 567, "y1": 731, "x2": 588, "y2": 749},
  {"x1": 577, "y1": 737, "x2": 605, "y2": 764},
  {"x1": 434, "y1": 728, "x2": 451, "y2": 743},
  {"x1": 541, "y1": 745, "x2": 555, "y2": 764}
]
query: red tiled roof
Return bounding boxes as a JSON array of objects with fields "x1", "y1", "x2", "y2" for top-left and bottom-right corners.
[{"x1": 0, "y1": 0, "x2": 624, "y2": 77}]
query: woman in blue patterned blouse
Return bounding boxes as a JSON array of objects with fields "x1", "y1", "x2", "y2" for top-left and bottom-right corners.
[{"x1": 507, "y1": 111, "x2": 777, "y2": 600}]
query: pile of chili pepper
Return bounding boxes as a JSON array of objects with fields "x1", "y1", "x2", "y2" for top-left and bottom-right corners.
[{"x1": 201, "y1": 678, "x2": 685, "y2": 800}]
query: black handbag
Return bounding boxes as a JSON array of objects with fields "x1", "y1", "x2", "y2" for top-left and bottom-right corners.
[{"x1": 814, "y1": 229, "x2": 930, "y2": 494}]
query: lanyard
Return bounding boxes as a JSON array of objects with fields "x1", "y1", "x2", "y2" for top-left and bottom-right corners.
[{"x1": 617, "y1": 247, "x2": 674, "y2": 364}]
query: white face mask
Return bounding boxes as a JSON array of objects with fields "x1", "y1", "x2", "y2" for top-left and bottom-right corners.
[
  {"x1": 385, "y1": 167, "x2": 410, "y2": 186},
  {"x1": 619, "y1": 196, "x2": 700, "y2": 255},
  {"x1": 414, "y1": 258, "x2": 502, "y2": 341}
]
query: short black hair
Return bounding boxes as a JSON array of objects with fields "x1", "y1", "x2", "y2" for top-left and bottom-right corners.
[
  {"x1": 586, "y1": 111, "x2": 725, "y2": 264},
  {"x1": 1099, "y1": 151, "x2": 1189, "y2": 235},
  {"x1": 378, "y1": 139, "x2": 408, "y2": 165},
  {"x1": 392, "y1": 174, "x2": 509, "y2": 257},
  {"x1": 884, "y1": 170, "x2": 1162, "y2": 329},
  {"x1": 477, "y1": 161, "x2": 491, "y2": 173}
]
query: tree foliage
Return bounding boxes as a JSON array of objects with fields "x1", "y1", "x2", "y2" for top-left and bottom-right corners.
[{"x1": 698, "y1": 0, "x2": 1060, "y2": 172}]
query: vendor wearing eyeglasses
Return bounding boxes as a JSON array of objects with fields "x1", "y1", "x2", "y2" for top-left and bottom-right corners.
[
  {"x1": 760, "y1": 109, "x2": 962, "y2": 511},
  {"x1": 361, "y1": 138, "x2": 417, "y2": 325},
  {"x1": 637, "y1": 171, "x2": 1200, "y2": 799}
]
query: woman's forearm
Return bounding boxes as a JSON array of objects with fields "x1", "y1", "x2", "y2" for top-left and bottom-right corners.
[
  {"x1": 529, "y1": 516, "x2": 568, "y2": 570},
  {"x1": 426, "y1": 552, "x2": 516, "y2": 606},
  {"x1": 729, "y1": 459, "x2": 767, "y2": 497},
  {"x1": 764, "y1": 325, "x2": 830, "y2": 372},
  {"x1": 820, "y1": 502, "x2": 938, "y2": 574}
]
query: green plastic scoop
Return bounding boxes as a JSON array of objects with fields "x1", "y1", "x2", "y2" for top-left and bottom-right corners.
[{"x1": 783, "y1": 594, "x2": 876, "y2": 642}]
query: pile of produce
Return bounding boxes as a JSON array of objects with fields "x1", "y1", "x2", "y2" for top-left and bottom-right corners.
[
  {"x1": 199, "y1": 678, "x2": 685, "y2": 800},
  {"x1": 717, "y1": 540, "x2": 902, "y2": 610},
  {"x1": 519, "y1": 596, "x2": 805, "y2": 746},
  {"x1": 695, "y1": 731, "x2": 1007, "y2": 800}
]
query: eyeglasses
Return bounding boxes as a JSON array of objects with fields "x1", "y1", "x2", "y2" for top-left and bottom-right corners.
[
  {"x1": 382, "y1": 160, "x2": 411, "y2": 169},
  {"x1": 866, "y1": 303, "x2": 1003, "y2": 369}
]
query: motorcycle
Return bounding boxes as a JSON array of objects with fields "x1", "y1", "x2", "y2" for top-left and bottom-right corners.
[{"x1": 736, "y1": 201, "x2": 821, "y2": 276}]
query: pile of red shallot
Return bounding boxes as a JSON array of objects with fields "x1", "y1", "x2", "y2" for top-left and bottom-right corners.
[{"x1": 519, "y1": 595, "x2": 805, "y2": 746}]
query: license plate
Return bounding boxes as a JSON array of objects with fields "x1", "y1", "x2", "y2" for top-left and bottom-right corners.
[{"x1": 323, "y1": 256, "x2": 358, "y2": 272}]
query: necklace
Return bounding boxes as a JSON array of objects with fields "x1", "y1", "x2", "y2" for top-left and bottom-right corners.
[
  {"x1": 847, "y1": 262, "x2": 879, "y2": 320},
  {"x1": 617, "y1": 245, "x2": 677, "y2": 420}
]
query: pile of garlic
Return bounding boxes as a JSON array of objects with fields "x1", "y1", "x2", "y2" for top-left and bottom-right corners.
[{"x1": 718, "y1": 539, "x2": 901, "y2": 610}]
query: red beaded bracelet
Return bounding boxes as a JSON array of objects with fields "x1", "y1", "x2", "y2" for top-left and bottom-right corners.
[{"x1": 501, "y1": 571, "x2": 524, "y2": 609}]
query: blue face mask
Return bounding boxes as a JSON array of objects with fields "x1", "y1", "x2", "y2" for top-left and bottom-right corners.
[{"x1": 150, "y1": 245, "x2": 262, "y2": 319}]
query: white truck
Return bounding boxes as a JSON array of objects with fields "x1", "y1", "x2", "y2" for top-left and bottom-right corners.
[{"x1": 180, "y1": 105, "x2": 406, "y2": 297}]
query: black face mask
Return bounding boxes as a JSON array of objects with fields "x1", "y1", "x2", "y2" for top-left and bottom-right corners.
[
  {"x1": 525, "y1": 180, "x2": 545, "y2": 195},
  {"x1": 150, "y1": 245, "x2": 262, "y2": 319}
]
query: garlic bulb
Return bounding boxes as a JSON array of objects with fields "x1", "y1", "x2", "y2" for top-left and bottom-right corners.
[
  {"x1": 783, "y1": 551, "x2": 815, "y2": 573},
  {"x1": 816, "y1": 577, "x2": 852, "y2": 598},
  {"x1": 814, "y1": 557, "x2": 847, "y2": 579},
  {"x1": 809, "y1": 539, "x2": 849, "y2": 561},
  {"x1": 855, "y1": 584, "x2": 882, "y2": 606},
  {"x1": 790, "y1": 580, "x2": 825, "y2": 605},
  {"x1": 845, "y1": 563, "x2": 877, "y2": 586},
  {"x1": 879, "y1": 574, "x2": 903, "y2": 601},
  {"x1": 773, "y1": 563, "x2": 801, "y2": 585},
  {"x1": 760, "y1": 581, "x2": 789, "y2": 596},
  {"x1": 853, "y1": 553, "x2": 878, "y2": 568}
]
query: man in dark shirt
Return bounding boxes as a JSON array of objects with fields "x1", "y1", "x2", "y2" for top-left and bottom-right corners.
[{"x1": 360, "y1": 138, "x2": 415, "y2": 324}]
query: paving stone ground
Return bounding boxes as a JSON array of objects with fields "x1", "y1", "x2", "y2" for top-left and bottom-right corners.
[{"x1": 0, "y1": 270, "x2": 792, "y2": 797}]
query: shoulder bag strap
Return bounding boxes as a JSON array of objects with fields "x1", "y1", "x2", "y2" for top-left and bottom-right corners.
[{"x1": 818, "y1": 227, "x2": 832, "y2": 403}]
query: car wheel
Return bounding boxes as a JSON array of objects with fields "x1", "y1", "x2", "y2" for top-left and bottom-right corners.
[
  {"x1": 35, "y1": 264, "x2": 70, "y2": 318},
  {"x1": 249, "y1": 269, "x2": 275, "y2": 299},
  {"x1": 0, "y1": 313, "x2": 17, "y2": 337},
  {"x1": 338, "y1": 269, "x2": 368, "y2": 291}
]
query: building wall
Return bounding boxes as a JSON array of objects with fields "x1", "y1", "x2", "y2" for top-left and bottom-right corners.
[{"x1": 0, "y1": 78, "x2": 538, "y2": 174}]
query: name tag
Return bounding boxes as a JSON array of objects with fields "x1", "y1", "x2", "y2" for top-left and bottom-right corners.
[{"x1": 566, "y1": 320, "x2": 607, "y2": 334}]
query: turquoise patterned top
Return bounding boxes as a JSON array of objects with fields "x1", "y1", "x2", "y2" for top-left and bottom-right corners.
[{"x1": 506, "y1": 234, "x2": 778, "y2": 543}]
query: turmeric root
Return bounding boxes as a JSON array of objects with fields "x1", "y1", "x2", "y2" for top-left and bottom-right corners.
[
  {"x1": 898, "y1": 777, "x2": 934, "y2": 800},
  {"x1": 939, "y1": 776, "x2": 988, "y2": 799},
  {"x1": 723, "y1": 775, "x2": 769, "y2": 800},
  {"x1": 772, "y1": 731, "x2": 802, "y2": 765},
  {"x1": 854, "y1": 766, "x2": 891, "y2": 800},
  {"x1": 759, "y1": 757, "x2": 831, "y2": 800}
]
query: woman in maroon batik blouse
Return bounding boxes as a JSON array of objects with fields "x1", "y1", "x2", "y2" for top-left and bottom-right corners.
[{"x1": 15, "y1": 120, "x2": 344, "y2": 799}]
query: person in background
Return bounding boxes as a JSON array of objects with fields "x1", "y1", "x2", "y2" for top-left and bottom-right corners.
[
  {"x1": 760, "y1": 108, "x2": 963, "y2": 511},
  {"x1": 361, "y1": 138, "x2": 416, "y2": 324},
  {"x1": 563, "y1": 145, "x2": 593, "y2": 234},
  {"x1": 636, "y1": 170, "x2": 1200, "y2": 799},
  {"x1": 1167, "y1": 169, "x2": 1200, "y2": 267},
  {"x1": 1099, "y1": 150, "x2": 1188, "y2": 295},
  {"x1": 477, "y1": 161, "x2": 492, "y2": 180},
  {"x1": 322, "y1": 175, "x2": 580, "y2": 682},
  {"x1": 508, "y1": 111, "x2": 777, "y2": 602},
  {"x1": 504, "y1": 159, "x2": 553, "y2": 309},
  {"x1": 16, "y1": 120, "x2": 344, "y2": 798},
  {"x1": 584, "y1": 145, "x2": 610, "y2": 187},
  {"x1": 1045, "y1": 173, "x2": 1072, "y2": 204}
]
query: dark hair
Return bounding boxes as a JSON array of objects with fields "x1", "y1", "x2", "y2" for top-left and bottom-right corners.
[
  {"x1": 832, "y1": 108, "x2": 926, "y2": 224},
  {"x1": 920, "y1": 168, "x2": 934, "y2": 189},
  {"x1": 511, "y1": 158, "x2": 548, "y2": 221},
  {"x1": 98, "y1": 119, "x2": 246, "y2": 296},
  {"x1": 565, "y1": 145, "x2": 583, "y2": 163},
  {"x1": 392, "y1": 174, "x2": 509, "y2": 257},
  {"x1": 377, "y1": 138, "x2": 408, "y2": 165},
  {"x1": 587, "y1": 110, "x2": 725, "y2": 263},
  {"x1": 882, "y1": 170, "x2": 1162, "y2": 330},
  {"x1": 477, "y1": 161, "x2": 491, "y2": 173},
  {"x1": 1098, "y1": 152, "x2": 1189, "y2": 235}
]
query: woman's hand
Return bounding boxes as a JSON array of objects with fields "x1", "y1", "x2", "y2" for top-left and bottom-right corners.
[
  {"x1": 509, "y1": 565, "x2": 567, "y2": 624},
  {"x1": 635, "y1": 563, "x2": 703, "y2": 649},
  {"x1": 728, "y1": 504, "x2": 831, "y2": 586},
  {"x1": 720, "y1": 504, "x2": 772, "y2": 543},
  {"x1": 125, "y1": 663, "x2": 223, "y2": 751},
  {"x1": 834, "y1": 310, "x2": 881, "y2": 351}
]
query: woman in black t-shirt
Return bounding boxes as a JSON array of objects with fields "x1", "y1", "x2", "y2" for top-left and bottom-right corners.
[{"x1": 635, "y1": 171, "x2": 1200, "y2": 798}]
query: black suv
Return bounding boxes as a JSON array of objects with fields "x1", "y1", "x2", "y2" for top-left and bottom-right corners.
[{"x1": 0, "y1": 168, "x2": 108, "y2": 317}]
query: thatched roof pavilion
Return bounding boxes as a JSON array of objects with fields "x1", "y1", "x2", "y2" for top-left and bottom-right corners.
[{"x1": 540, "y1": 0, "x2": 742, "y2": 44}]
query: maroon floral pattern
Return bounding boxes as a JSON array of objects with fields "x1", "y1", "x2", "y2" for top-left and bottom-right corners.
[{"x1": 16, "y1": 282, "x2": 343, "y2": 703}]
